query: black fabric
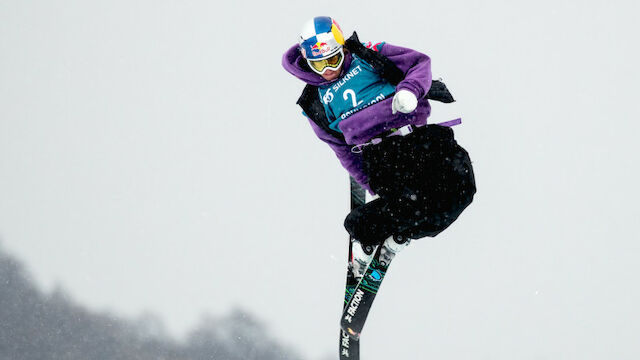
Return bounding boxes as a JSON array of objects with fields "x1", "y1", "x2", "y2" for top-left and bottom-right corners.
[
  {"x1": 426, "y1": 80, "x2": 455, "y2": 103},
  {"x1": 297, "y1": 84, "x2": 345, "y2": 141},
  {"x1": 344, "y1": 125, "x2": 476, "y2": 246}
]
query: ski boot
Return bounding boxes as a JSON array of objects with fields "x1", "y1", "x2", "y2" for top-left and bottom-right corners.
[
  {"x1": 378, "y1": 235, "x2": 411, "y2": 266},
  {"x1": 350, "y1": 240, "x2": 377, "y2": 278}
]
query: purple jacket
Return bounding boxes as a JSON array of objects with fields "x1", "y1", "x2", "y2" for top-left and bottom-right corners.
[{"x1": 282, "y1": 37, "x2": 433, "y2": 193}]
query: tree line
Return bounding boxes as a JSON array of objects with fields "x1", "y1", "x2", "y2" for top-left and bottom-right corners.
[{"x1": 0, "y1": 246, "x2": 303, "y2": 360}]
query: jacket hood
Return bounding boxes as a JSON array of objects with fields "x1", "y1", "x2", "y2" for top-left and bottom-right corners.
[{"x1": 282, "y1": 43, "x2": 353, "y2": 86}]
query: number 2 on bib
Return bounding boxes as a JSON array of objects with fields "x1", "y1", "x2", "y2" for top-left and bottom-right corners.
[{"x1": 343, "y1": 89, "x2": 363, "y2": 108}]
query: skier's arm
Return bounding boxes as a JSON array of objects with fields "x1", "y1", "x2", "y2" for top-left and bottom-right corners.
[
  {"x1": 379, "y1": 43, "x2": 432, "y2": 99},
  {"x1": 307, "y1": 118, "x2": 373, "y2": 194}
]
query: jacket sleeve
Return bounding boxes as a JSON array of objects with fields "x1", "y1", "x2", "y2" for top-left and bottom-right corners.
[
  {"x1": 307, "y1": 118, "x2": 374, "y2": 195},
  {"x1": 379, "y1": 43, "x2": 432, "y2": 99}
]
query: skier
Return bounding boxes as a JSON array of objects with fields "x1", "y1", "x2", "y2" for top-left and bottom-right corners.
[{"x1": 282, "y1": 16, "x2": 476, "y2": 253}]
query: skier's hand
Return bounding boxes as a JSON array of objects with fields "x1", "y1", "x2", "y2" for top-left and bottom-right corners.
[{"x1": 391, "y1": 90, "x2": 418, "y2": 114}]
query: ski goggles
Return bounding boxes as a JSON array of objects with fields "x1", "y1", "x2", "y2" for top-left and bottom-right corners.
[{"x1": 306, "y1": 49, "x2": 344, "y2": 75}]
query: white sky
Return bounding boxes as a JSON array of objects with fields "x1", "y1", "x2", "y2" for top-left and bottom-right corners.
[{"x1": 1, "y1": 1, "x2": 640, "y2": 359}]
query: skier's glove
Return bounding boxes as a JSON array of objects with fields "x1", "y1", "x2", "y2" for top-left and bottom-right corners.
[{"x1": 391, "y1": 90, "x2": 418, "y2": 114}]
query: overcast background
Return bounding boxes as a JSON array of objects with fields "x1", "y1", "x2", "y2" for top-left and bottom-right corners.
[{"x1": 1, "y1": 1, "x2": 640, "y2": 359}]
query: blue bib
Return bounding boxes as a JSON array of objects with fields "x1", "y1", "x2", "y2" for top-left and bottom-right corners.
[{"x1": 317, "y1": 54, "x2": 396, "y2": 133}]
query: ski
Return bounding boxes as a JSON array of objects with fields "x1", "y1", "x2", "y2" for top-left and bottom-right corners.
[
  {"x1": 339, "y1": 177, "x2": 366, "y2": 360},
  {"x1": 340, "y1": 235, "x2": 408, "y2": 340}
]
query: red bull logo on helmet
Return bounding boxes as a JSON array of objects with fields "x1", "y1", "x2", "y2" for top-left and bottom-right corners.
[{"x1": 311, "y1": 42, "x2": 330, "y2": 56}]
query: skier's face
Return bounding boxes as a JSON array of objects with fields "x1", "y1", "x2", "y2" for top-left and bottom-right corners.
[{"x1": 321, "y1": 67, "x2": 342, "y2": 81}]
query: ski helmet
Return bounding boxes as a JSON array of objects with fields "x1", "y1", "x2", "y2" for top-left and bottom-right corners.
[{"x1": 299, "y1": 16, "x2": 345, "y2": 74}]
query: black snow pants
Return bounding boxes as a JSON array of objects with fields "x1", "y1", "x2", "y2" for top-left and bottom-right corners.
[{"x1": 344, "y1": 124, "x2": 476, "y2": 246}]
